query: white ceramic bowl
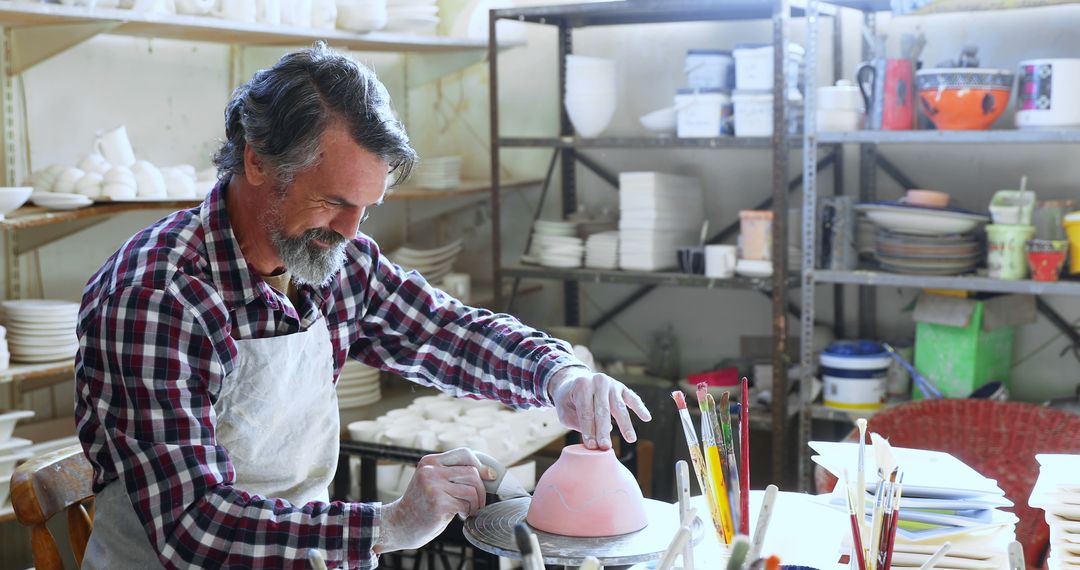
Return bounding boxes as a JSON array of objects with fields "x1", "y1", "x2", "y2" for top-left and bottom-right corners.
[
  {"x1": 640, "y1": 106, "x2": 677, "y2": 133},
  {"x1": 565, "y1": 96, "x2": 616, "y2": 137},
  {"x1": 0, "y1": 409, "x2": 34, "y2": 442},
  {"x1": 0, "y1": 187, "x2": 33, "y2": 219},
  {"x1": 347, "y1": 420, "x2": 382, "y2": 442}
]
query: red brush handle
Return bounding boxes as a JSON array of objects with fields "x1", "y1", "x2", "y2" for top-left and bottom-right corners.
[
  {"x1": 848, "y1": 511, "x2": 867, "y2": 570},
  {"x1": 739, "y1": 378, "x2": 750, "y2": 535},
  {"x1": 882, "y1": 506, "x2": 901, "y2": 570}
]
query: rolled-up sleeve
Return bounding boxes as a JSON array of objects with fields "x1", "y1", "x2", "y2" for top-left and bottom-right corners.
[{"x1": 342, "y1": 238, "x2": 587, "y2": 408}]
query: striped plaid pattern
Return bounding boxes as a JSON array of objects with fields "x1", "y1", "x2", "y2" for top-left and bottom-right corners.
[{"x1": 75, "y1": 182, "x2": 582, "y2": 568}]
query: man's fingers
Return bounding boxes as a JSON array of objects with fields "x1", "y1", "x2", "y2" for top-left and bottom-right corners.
[
  {"x1": 592, "y1": 378, "x2": 613, "y2": 450},
  {"x1": 610, "y1": 388, "x2": 637, "y2": 443},
  {"x1": 576, "y1": 381, "x2": 598, "y2": 449},
  {"x1": 623, "y1": 388, "x2": 652, "y2": 422},
  {"x1": 446, "y1": 477, "x2": 484, "y2": 517}
]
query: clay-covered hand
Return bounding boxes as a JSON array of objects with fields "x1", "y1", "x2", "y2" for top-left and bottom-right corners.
[
  {"x1": 374, "y1": 448, "x2": 496, "y2": 553},
  {"x1": 547, "y1": 367, "x2": 652, "y2": 450}
]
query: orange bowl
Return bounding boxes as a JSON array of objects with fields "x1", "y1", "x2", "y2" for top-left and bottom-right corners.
[
  {"x1": 916, "y1": 68, "x2": 1014, "y2": 130},
  {"x1": 904, "y1": 189, "x2": 951, "y2": 208},
  {"x1": 525, "y1": 444, "x2": 648, "y2": 537}
]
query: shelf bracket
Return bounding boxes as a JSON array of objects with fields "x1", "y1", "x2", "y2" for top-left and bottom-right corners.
[
  {"x1": 8, "y1": 21, "x2": 122, "y2": 76},
  {"x1": 12, "y1": 217, "x2": 112, "y2": 255}
]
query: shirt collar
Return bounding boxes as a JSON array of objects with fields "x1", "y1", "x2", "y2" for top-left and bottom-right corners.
[{"x1": 199, "y1": 179, "x2": 268, "y2": 307}]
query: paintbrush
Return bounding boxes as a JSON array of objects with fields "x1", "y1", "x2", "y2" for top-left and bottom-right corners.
[
  {"x1": 747, "y1": 484, "x2": 778, "y2": 563},
  {"x1": 676, "y1": 461, "x2": 695, "y2": 570},
  {"x1": 306, "y1": 549, "x2": 329, "y2": 570},
  {"x1": 529, "y1": 534, "x2": 544, "y2": 570},
  {"x1": 739, "y1": 378, "x2": 750, "y2": 536},
  {"x1": 514, "y1": 523, "x2": 539, "y2": 570},
  {"x1": 672, "y1": 390, "x2": 725, "y2": 545},
  {"x1": 918, "y1": 542, "x2": 951, "y2": 570},
  {"x1": 657, "y1": 507, "x2": 697, "y2": 570},
  {"x1": 725, "y1": 535, "x2": 750, "y2": 570},
  {"x1": 882, "y1": 472, "x2": 903, "y2": 570},
  {"x1": 871, "y1": 433, "x2": 895, "y2": 483},
  {"x1": 719, "y1": 391, "x2": 741, "y2": 534},
  {"x1": 1007, "y1": 541, "x2": 1024, "y2": 570},
  {"x1": 867, "y1": 480, "x2": 887, "y2": 570},
  {"x1": 857, "y1": 417, "x2": 869, "y2": 554},
  {"x1": 765, "y1": 555, "x2": 781, "y2": 570},
  {"x1": 701, "y1": 389, "x2": 735, "y2": 543},
  {"x1": 843, "y1": 477, "x2": 867, "y2": 570}
]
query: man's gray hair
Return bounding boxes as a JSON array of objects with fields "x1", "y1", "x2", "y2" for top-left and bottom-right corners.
[{"x1": 213, "y1": 42, "x2": 416, "y2": 187}]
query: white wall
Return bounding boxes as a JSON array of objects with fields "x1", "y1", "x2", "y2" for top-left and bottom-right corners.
[{"x1": 12, "y1": 2, "x2": 1080, "y2": 412}]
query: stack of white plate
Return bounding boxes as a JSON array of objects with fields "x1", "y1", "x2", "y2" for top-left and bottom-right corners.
[
  {"x1": 527, "y1": 220, "x2": 583, "y2": 268},
  {"x1": 618, "y1": 172, "x2": 705, "y2": 271},
  {"x1": 384, "y1": 0, "x2": 438, "y2": 32},
  {"x1": 337, "y1": 361, "x2": 382, "y2": 409},
  {"x1": 29, "y1": 192, "x2": 92, "y2": 211},
  {"x1": 412, "y1": 156, "x2": 462, "y2": 190},
  {"x1": 584, "y1": 231, "x2": 619, "y2": 269},
  {"x1": 0, "y1": 325, "x2": 8, "y2": 370},
  {"x1": 390, "y1": 240, "x2": 463, "y2": 284},
  {"x1": 1, "y1": 300, "x2": 79, "y2": 364}
]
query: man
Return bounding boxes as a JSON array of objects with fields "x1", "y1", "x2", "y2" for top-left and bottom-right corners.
[{"x1": 75, "y1": 43, "x2": 650, "y2": 569}]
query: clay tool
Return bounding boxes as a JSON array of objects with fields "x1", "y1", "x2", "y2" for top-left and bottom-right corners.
[
  {"x1": 676, "y1": 460, "x2": 695, "y2": 570},
  {"x1": 739, "y1": 378, "x2": 750, "y2": 536},
  {"x1": 747, "y1": 484, "x2": 778, "y2": 563},
  {"x1": 514, "y1": 523, "x2": 539, "y2": 570},
  {"x1": 579, "y1": 556, "x2": 601, "y2": 570},
  {"x1": 725, "y1": 535, "x2": 750, "y2": 570},
  {"x1": 917, "y1": 542, "x2": 951, "y2": 570},
  {"x1": 1007, "y1": 541, "x2": 1024, "y2": 570},
  {"x1": 672, "y1": 390, "x2": 725, "y2": 545},
  {"x1": 306, "y1": 549, "x2": 329, "y2": 570},
  {"x1": 765, "y1": 555, "x2": 781, "y2": 570},
  {"x1": 718, "y1": 392, "x2": 741, "y2": 533},
  {"x1": 475, "y1": 451, "x2": 530, "y2": 500},
  {"x1": 857, "y1": 418, "x2": 869, "y2": 551},
  {"x1": 698, "y1": 385, "x2": 735, "y2": 543},
  {"x1": 657, "y1": 507, "x2": 697, "y2": 570},
  {"x1": 843, "y1": 473, "x2": 867, "y2": 570}
]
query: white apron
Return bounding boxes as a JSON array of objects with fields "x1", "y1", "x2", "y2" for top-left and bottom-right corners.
[{"x1": 83, "y1": 315, "x2": 340, "y2": 568}]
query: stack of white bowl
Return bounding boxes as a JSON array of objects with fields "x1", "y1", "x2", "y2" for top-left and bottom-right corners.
[
  {"x1": 389, "y1": 239, "x2": 463, "y2": 284},
  {"x1": 384, "y1": 0, "x2": 438, "y2": 33},
  {"x1": 0, "y1": 409, "x2": 33, "y2": 509},
  {"x1": 584, "y1": 231, "x2": 619, "y2": 269},
  {"x1": 337, "y1": 0, "x2": 388, "y2": 32},
  {"x1": 0, "y1": 300, "x2": 80, "y2": 364},
  {"x1": 0, "y1": 325, "x2": 8, "y2": 370},
  {"x1": 337, "y1": 361, "x2": 382, "y2": 410},
  {"x1": 412, "y1": 156, "x2": 462, "y2": 190},
  {"x1": 528, "y1": 220, "x2": 584, "y2": 268},
  {"x1": 565, "y1": 55, "x2": 617, "y2": 138},
  {"x1": 817, "y1": 79, "x2": 863, "y2": 132}
]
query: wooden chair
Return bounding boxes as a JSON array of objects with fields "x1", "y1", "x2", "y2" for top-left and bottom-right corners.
[
  {"x1": 813, "y1": 400, "x2": 1080, "y2": 568},
  {"x1": 10, "y1": 444, "x2": 95, "y2": 570}
]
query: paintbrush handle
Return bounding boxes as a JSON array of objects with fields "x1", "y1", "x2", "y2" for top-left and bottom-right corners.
[
  {"x1": 677, "y1": 461, "x2": 695, "y2": 570},
  {"x1": 739, "y1": 383, "x2": 750, "y2": 536},
  {"x1": 747, "y1": 484, "x2": 777, "y2": 562},
  {"x1": 918, "y1": 542, "x2": 951, "y2": 570},
  {"x1": 656, "y1": 526, "x2": 692, "y2": 570},
  {"x1": 306, "y1": 549, "x2": 329, "y2": 570}
]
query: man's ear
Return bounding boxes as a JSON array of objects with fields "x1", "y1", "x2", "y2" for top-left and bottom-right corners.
[{"x1": 243, "y1": 145, "x2": 271, "y2": 187}]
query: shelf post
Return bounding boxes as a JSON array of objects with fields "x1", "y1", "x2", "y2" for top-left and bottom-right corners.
[
  {"x1": 770, "y1": 0, "x2": 791, "y2": 487},
  {"x1": 557, "y1": 21, "x2": 579, "y2": 326},
  {"x1": 488, "y1": 9, "x2": 504, "y2": 310}
]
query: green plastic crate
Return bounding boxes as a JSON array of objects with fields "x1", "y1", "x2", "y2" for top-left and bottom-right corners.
[{"x1": 912, "y1": 294, "x2": 1034, "y2": 399}]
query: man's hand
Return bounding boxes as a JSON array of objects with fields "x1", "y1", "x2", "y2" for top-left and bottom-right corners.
[
  {"x1": 547, "y1": 368, "x2": 652, "y2": 450},
  {"x1": 375, "y1": 448, "x2": 496, "y2": 554}
]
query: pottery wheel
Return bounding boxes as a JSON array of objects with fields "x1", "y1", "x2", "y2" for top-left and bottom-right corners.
[{"x1": 463, "y1": 497, "x2": 704, "y2": 566}]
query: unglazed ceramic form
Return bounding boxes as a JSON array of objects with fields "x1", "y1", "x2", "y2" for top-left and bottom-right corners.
[{"x1": 525, "y1": 444, "x2": 648, "y2": 537}]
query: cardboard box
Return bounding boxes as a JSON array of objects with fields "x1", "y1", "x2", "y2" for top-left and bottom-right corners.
[{"x1": 912, "y1": 294, "x2": 1035, "y2": 398}]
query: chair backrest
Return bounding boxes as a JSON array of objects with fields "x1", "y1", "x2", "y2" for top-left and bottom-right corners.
[
  {"x1": 816, "y1": 399, "x2": 1080, "y2": 568},
  {"x1": 10, "y1": 444, "x2": 95, "y2": 570}
]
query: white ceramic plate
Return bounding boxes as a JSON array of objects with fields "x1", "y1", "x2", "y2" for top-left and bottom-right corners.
[
  {"x1": 856, "y1": 202, "x2": 989, "y2": 236},
  {"x1": 2, "y1": 316, "x2": 78, "y2": 327},
  {"x1": 539, "y1": 258, "x2": 582, "y2": 269},
  {"x1": 1, "y1": 299, "x2": 79, "y2": 315},
  {"x1": 735, "y1": 259, "x2": 773, "y2": 278},
  {"x1": 11, "y1": 352, "x2": 76, "y2": 364},
  {"x1": 394, "y1": 240, "x2": 463, "y2": 259}
]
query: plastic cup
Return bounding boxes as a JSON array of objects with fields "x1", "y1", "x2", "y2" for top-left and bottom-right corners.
[
  {"x1": 986, "y1": 224, "x2": 1035, "y2": 280},
  {"x1": 1065, "y1": 211, "x2": 1080, "y2": 274}
]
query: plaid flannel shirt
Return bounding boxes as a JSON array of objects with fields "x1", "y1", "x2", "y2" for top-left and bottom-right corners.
[{"x1": 75, "y1": 182, "x2": 583, "y2": 568}]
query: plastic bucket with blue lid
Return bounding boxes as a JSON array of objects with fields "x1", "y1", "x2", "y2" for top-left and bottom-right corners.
[{"x1": 820, "y1": 340, "x2": 891, "y2": 410}]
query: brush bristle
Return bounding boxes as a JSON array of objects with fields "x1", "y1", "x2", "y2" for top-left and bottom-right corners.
[
  {"x1": 696, "y1": 382, "x2": 709, "y2": 403},
  {"x1": 671, "y1": 390, "x2": 687, "y2": 410}
]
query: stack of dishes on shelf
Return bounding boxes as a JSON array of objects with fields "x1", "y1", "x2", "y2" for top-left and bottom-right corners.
[
  {"x1": 856, "y1": 200, "x2": 989, "y2": 276},
  {"x1": 584, "y1": 231, "x2": 619, "y2": 269},
  {"x1": 384, "y1": 0, "x2": 439, "y2": 33},
  {"x1": 0, "y1": 300, "x2": 80, "y2": 364},
  {"x1": 874, "y1": 230, "x2": 982, "y2": 275},
  {"x1": 527, "y1": 220, "x2": 583, "y2": 268},
  {"x1": 389, "y1": 240, "x2": 463, "y2": 284},
  {"x1": 0, "y1": 325, "x2": 8, "y2": 370},
  {"x1": 411, "y1": 156, "x2": 462, "y2": 190},
  {"x1": 29, "y1": 192, "x2": 93, "y2": 211},
  {"x1": 337, "y1": 360, "x2": 382, "y2": 410},
  {"x1": 0, "y1": 409, "x2": 34, "y2": 510}
]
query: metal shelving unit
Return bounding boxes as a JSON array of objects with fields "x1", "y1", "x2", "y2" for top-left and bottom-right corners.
[
  {"x1": 798, "y1": 0, "x2": 1080, "y2": 489},
  {"x1": 488, "y1": 0, "x2": 844, "y2": 485}
]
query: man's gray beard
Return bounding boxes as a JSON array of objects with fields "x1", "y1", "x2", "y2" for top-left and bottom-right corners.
[{"x1": 264, "y1": 197, "x2": 348, "y2": 287}]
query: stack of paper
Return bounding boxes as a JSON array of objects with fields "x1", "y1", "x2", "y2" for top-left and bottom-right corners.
[
  {"x1": 617, "y1": 172, "x2": 705, "y2": 272},
  {"x1": 1030, "y1": 454, "x2": 1080, "y2": 570},
  {"x1": 811, "y1": 441, "x2": 1018, "y2": 569}
]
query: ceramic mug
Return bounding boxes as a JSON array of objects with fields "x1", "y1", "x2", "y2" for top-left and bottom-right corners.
[
  {"x1": 94, "y1": 126, "x2": 136, "y2": 168},
  {"x1": 704, "y1": 244, "x2": 737, "y2": 278},
  {"x1": 856, "y1": 59, "x2": 914, "y2": 130}
]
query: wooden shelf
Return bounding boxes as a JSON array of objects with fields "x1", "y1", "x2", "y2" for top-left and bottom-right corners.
[
  {"x1": 0, "y1": 0, "x2": 503, "y2": 53},
  {"x1": 0, "y1": 360, "x2": 75, "y2": 386},
  {"x1": 0, "y1": 505, "x2": 15, "y2": 524},
  {"x1": 388, "y1": 179, "x2": 540, "y2": 201}
]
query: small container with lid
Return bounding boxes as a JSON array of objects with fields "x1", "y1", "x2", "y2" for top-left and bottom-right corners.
[
  {"x1": 685, "y1": 49, "x2": 735, "y2": 90},
  {"x1": 820, "y1": 340, "x2": 891, "y2": 411},
  {"x1": 675, "y1": 88, "x2": 733, "y2": 138}
]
